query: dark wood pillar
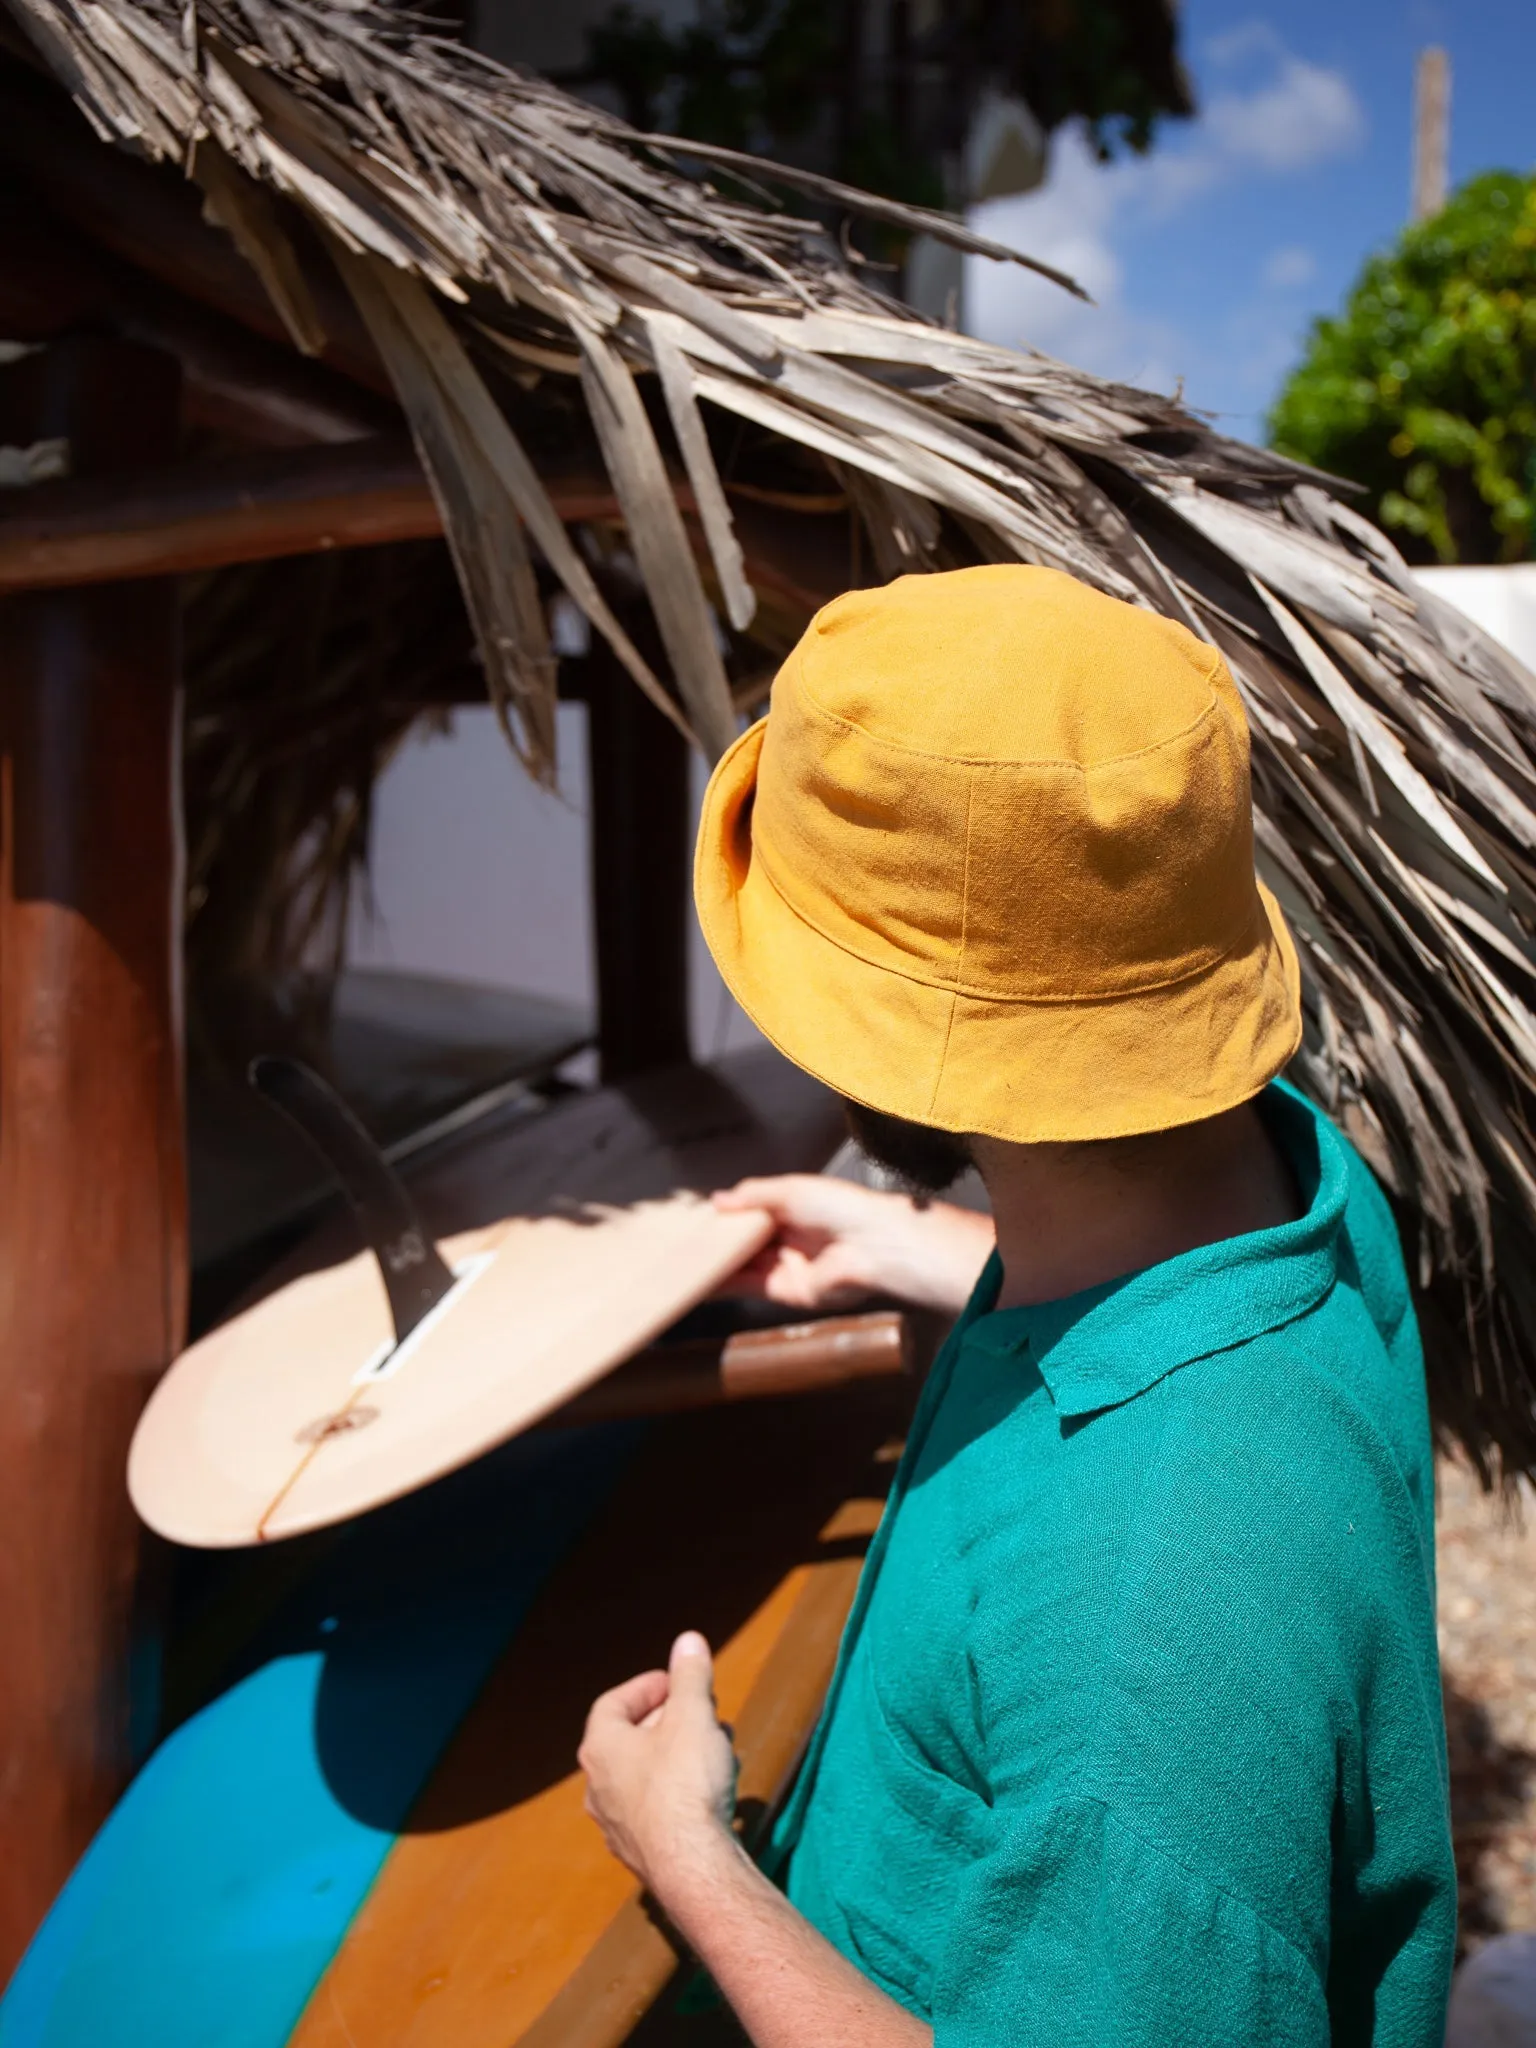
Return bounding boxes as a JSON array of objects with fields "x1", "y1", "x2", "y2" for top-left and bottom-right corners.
[
  {"x1": 582, "y1": 642, "x2": 692, "y2": 1081},
  {"x1": 0, "y1": 338, "x2": 186, "y2": 1973}
]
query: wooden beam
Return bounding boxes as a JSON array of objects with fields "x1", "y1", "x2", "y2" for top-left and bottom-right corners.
[
  {"x1": 0, "y1": 436, "x2": 849, "y2": 618},
  {"x1": 0, "y1": 183, "x2": 393, "y2": 447},
  {"x1": 0, "y1": 337, "x2": 188, "y2": 1973},
  {"x1": 0, "y1": 436, "x2": 444, "y2": 590}
]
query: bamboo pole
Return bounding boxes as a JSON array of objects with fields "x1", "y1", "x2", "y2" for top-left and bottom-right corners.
[
  {"x1": 1411, "y1": 47, "x2": 1451, "y2": 222},
  {"x1": 546, "y1": 1309, "x2": 913, "y2": 1424}
]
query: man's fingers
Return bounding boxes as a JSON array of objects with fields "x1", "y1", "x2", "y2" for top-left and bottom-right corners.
[
  {"x1": 712, "y1": 1175, "x2": 796, "y2": 1213},
  {"x1": 708, "y1": 1245, "x2": 780, "y2": 1300},
  {"x1": 713, "y1": 1175, "x2": 835, "y2": 1224},
  {"x1": 744, "y1": 1245, "x2": 819, "y2": 1307},
  {"x1": 779, "y1": 1246, "x2": 880, "y2": 1310},
  {"x1": 584, "y1": 1668, "x2": 669, "y2": 1738}
]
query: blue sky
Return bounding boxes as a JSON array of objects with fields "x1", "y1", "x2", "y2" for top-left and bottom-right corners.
[{"x1": 964, "y1": 1, "x2": 1536, "y2": 445}]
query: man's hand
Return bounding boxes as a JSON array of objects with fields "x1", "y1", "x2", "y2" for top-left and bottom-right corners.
[
  {"x1": 714, "y1": 1175, "x2": 994, "y2": 1317},
  {"x1": 579, "y1": 1631, "x2": 932, "y2": 2048},
  {"x1": 578, "y1": 1631, "x2": 736, "y2": 1894}
]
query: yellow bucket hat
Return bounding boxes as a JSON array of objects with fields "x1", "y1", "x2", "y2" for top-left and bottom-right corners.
[{"x1": 695, "y1": 564, "x2": 1302, "y2": 1144}]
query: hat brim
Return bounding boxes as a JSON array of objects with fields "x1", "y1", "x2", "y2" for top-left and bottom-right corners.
[{"x1": 696, "y1": 719, "x2": 1303, "y2": 1144}]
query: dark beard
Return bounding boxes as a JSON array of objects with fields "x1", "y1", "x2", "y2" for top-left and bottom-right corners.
[{"x1": 842, "y1": 1100, "x2": 973, "y2": 1196}]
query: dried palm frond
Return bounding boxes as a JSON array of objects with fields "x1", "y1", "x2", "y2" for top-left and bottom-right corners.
[
  {"x1": 180, "y1": 537, "x2": 472, "y2": 1060},
  {"x1": 11, "y1": 0, "x2": 1536, "y2": 1481}
]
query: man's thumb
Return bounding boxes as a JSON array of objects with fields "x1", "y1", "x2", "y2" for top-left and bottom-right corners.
[{"x1": 668, "y1": 1630, "x2": 715, "y2": 1707}]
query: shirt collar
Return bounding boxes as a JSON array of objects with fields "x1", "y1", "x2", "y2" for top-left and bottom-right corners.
[{"x1": 961, "y1": 1083, "x2": 1351, "y2": 1419}]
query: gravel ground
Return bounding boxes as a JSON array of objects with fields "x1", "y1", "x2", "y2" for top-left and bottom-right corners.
[{"x1": 1438, "y1": 1456, "x2": 1536, "y2": 1957}]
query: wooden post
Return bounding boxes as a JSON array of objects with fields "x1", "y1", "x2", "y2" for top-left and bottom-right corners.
[
  {"x1": 582, "y1": 641, "x2": 692, "y2": 1081},
  {"x1": 0, "y1": 337, "x2": 187, "y2": 1973}
]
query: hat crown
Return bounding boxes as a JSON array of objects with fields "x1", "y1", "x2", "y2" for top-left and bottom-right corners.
[
  {"x1": 694, "y1": 564, "x2": 1302, "y2": 1143},
  {"x1": 805, "y1": 566, "x2": 1225, "y2": 770},
  {"x1": 753, "y1": 565, "x2": 1260, "y2": 1005}
]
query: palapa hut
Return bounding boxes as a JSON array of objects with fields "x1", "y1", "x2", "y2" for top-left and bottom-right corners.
[{"x1": 5, "y1": 0, "x2": 1536, "y2": 1999}]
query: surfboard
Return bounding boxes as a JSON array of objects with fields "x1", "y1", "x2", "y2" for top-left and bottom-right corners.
[
  {"x1": 129, "y1": 1194, "x2": 774, "y2": 1548},
  {"x1": 2, "y1": 1053, "x2": 868, "y2": 2048},
  {"x1": 284, "y1": 1371, "x2": 904, "y2": 2048}
]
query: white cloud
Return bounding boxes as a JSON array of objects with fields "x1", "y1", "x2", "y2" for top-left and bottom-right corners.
[
  {"x1": 1203, "y1": 20, "x2": 1284, "y2": 68},
  {"x1": 963, "y1": 24, "x2": 1364, "y2": 421},
  {"x1": 965, "y1": 128, "x2": 1182, "y2": 386},
  {"x1": 1205, "y1": 55, "x2": 1366, "y2": 172},
  {"x1": 1263, "y1": 244, "x2": 1318, "y2": 289}
]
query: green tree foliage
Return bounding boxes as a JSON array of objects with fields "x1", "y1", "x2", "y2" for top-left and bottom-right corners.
[
  {"x1": 1270, "y1": 172, "x2": 1536, "y2": 565},
  {"x1": 573, "y1": 0, "x2": 1189, "y2": 217}
]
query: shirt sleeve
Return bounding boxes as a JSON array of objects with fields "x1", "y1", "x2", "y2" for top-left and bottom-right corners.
[{"x1": 930, "y1": 1795, "x2": 1330, "y2": 2048}]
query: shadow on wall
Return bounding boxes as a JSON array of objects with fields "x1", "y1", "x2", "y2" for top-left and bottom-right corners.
[{"x1": 1445, "y1": 1671, "x2": 1536, "y2": 1961}]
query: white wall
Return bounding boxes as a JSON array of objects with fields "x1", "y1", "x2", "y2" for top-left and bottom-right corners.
[
  {"x1": 1417, "y1": 564, "x2": 1536, "y2": 673},
  {"x1": 346, "y1": 700, "x2": 764, "y2": 1062}
]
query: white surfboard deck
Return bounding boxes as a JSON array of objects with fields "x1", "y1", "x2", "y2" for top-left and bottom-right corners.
[{"x1": 129, "y1": 1193, "x2": 773, "y2": 1547}]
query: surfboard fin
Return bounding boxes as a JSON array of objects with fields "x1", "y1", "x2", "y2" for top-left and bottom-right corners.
[{"x1": 249, "y1": 1056, "x2": 457, "y2": 1346}]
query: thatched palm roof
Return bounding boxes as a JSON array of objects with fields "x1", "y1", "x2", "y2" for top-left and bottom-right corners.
[{"x1": 10, "y1": 0, "x2": 1536, "y2": 1480}]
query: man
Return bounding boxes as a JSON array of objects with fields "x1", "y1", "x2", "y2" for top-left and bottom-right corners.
[{"x1": 577, "y1": 567, "x2": 1454, "y2": 2045}]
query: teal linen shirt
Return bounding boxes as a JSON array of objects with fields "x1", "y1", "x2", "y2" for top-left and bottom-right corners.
[{"x1": 774, "y1": 1083, "x2": 1454, "y2": 2045}]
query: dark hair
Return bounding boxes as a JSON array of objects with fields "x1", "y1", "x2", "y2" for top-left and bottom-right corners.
[
  {"x1": 844, "y1": 1098, "x2": 1213, "y2": 1195},
  {"x1": 842, "y1": 1100, "x2": 973, "y2": 1195}
]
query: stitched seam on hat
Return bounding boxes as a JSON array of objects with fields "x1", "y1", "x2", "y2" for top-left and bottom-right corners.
[
  {"x1": 787, "y1": 658, "x2": 1229, "y2": 772},
  {"x1": 927, "y1": 770, "x2": 974, "y2": 1116},
  {"x1": 751, "y1": 837, "x2": 1267, "y2": 1003}
]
